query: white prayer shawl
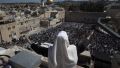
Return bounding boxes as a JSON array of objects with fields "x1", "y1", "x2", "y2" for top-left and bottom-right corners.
[{"x1": 48, "y1": 31, "x2": 78, "y2": 68}]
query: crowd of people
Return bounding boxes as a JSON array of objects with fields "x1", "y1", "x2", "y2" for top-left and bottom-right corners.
[
  {"x1": 1, "y1": 22, "x2": 120, "y2": 68},
  {"x1": 29, "y1": 22, "x2": 120, "y2": 58},
  {"x1": 90, "y1": 30, "x2": 120, "y2": 57},
  {"x1": 29, "y1": 22, "x2": 92, "y2": 53},
  {"x1": 29, "y1": 22, "x2": 87, "y2": 45}
]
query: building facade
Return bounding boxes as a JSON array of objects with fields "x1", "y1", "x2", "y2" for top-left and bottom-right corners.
[{"x1": 0, "y1": 10, "x2": 65, "y2": 43}]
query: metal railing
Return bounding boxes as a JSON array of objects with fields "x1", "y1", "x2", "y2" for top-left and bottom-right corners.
[{"x1": 97, "y1": 17, "x2": 120, "y2": 39}]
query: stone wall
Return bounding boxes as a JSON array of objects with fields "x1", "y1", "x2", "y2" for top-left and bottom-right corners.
[
  {"x1": 0, "y1": 22, "x2": 19, "y2": 42},
  {"x1": 65, "y1": 11, "x2": 107, "y2": 24}
]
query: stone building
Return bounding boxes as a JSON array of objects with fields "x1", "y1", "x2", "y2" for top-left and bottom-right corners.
[
  {"x1": 0, "y1": 17, "x2": 41, "y2": 43},
  {"x1": 18, "y1": 17, "x2": 40, "y2": 36},
  {"x1": 0, "y1": 20, "x2": 19, "y2": 43},
  {"x1": 0, "y1": 9, "x2": 65, "y2": 43}
]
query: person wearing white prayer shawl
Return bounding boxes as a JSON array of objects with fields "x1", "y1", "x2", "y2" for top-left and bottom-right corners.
[{"x1": 48, "y1": 31, "x2": 78, "y2": 68}]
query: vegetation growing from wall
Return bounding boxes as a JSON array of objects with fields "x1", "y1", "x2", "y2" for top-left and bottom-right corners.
[
  {"x1": 56, "y1": 1, "x2": 105, "y2": 12},
  {"x1": 79, "y1": 2, "x2": 105, "y2": 12}
]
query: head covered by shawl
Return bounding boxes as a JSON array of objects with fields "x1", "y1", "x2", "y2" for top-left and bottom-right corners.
[{"x1": 48, "y1": 31, "x2": 78, "y2": 68}]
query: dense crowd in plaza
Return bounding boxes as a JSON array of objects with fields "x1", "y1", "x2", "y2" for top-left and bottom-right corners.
[
  {"x1": 0, "y1": 22, "x2": 120, "y2": 68},
  {"x1": 90, "y1": 30, "x2": 120, "y2": 56},
  {"x1": 29, "y1": 22, "x2": 120, "y2": 57}
]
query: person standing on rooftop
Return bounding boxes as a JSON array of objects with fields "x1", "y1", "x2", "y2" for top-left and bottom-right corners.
[{"x1": 48, "y1": 31, "x2": 78, "y2": 68}]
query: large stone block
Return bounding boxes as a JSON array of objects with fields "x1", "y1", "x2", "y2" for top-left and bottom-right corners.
[{"x1": 9, "y1": 51, "x2": 42, "y2": 68}]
